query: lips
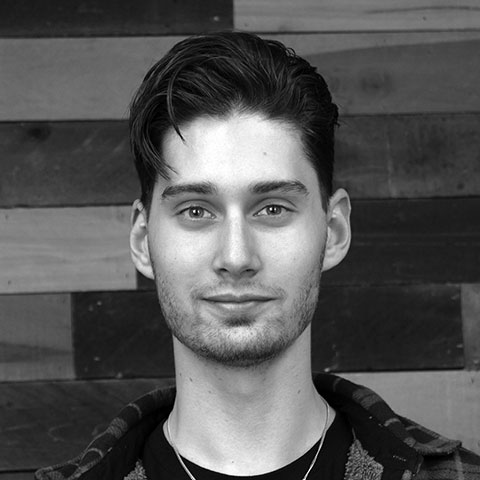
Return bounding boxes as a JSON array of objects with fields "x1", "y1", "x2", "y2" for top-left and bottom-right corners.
[
  {"x1": 202, "y1": 293, "x2": 276, "y2": 316},
  {"x1": 204, "y1": 293, "x2": 275, "y2": 303}
]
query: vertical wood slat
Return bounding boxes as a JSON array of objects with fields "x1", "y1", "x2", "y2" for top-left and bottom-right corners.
[
  {"x1": 462, "y1": 284, "x2": 480, "y2": 370},
  {"x1": 0, "y1": 294, "x2": 73, "y2": 381}
]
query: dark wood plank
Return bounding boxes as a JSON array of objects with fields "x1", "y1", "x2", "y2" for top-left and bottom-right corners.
[
  {"x1": 0, "y1": 294, "x2": 73, "y2": 381},
  {"x1": 73, "y1": 291, "x2": 174, "y2": 379},
  {"x1": 73, "y1": 285, "x2": 463, "y2": 379},
  {"x1": 462, "y1": 284, "x2": 480, "y2": 370},
  {"x1": 0, "y1": 0, "x2": 232, "y2": 37},
  {"x1": 2, "y1": 114, "x2": 479, "y2": 207},
  {"x1": 0, "y1": 121, "x2": 138, "y2": 207},
  {"x1": 324, "y1": 198, "x2": 480, "y2": 285},
  {"x1": 0, "y1": 473, "x2": 33, "y2": 480},
  {"x1": 0, "y1": 378, "x2": 171, "y2": 471},
  {"x1": 235, "y1": 0, "x2": 480, "y2": 32},
  {"x1": 335, "y1": 114, "x2": 480, "y2": 199},
  {"x1": 312, "y1": 285, "x2": 463, "y2": 372}
]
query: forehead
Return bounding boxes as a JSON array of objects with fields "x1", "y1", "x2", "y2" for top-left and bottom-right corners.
[{"x1": 159, "y1": 113, "x2": 321, "y2": 196}]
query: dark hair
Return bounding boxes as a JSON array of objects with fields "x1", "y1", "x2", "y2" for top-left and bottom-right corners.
[{"x1": 129, "y1": 31, "x2": 338, "y2": 212}]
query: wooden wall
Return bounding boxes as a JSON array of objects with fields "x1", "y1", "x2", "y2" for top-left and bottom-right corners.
[{"x1": 1, "y1": 1, "x2": 479, "y2": 476}]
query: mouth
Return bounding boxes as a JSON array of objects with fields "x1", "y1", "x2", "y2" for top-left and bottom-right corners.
[{"x1": 202, "y1": 293, "x2": 276, "y2": 315}]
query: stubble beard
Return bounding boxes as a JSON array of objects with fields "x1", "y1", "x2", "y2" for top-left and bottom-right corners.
[{"x1": 152, "y1": 257, "x2": 324, "y2": 369}]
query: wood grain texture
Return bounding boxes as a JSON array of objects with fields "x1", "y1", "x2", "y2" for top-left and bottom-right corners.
[
  {"x1": 235, "y1": 0, "x2": 480, "y2": 32},
  {"x1": 0, "y1": 294, "x2": 73, "y2": 381},
  {"x1": 324, "y1": 198, "x2": 480, "y2": 285},
  {"x1": 1, "y1": 372, "x2": 479, "y2": 470},
  {"x1": 0, "y1": 378, "x2": 170, "y2": 470},
  {"x1": 462, "y1": 284, "x2": 480, "y2": 370},
  {"x1": 342, "y1": 371, "x2": 480, "y2": 454},
  {"x1": 73, "y1": 285, "x2": 462, "y2": 378},
  {"x1": 0, "y1": 121, "x2": 138, "y2": 207},
  {"x1": 1, "y1": 114, "x2": 479, "y2": 207},
  {"x1": 0, "y1": 207, "x2": 136, "y2": 294},
  {"x1": 1, "y1": 32, "x2": 479, "y2": 120},
  {"x1": 313, "y1": 285, "x2": 463, "y2": 372},
  {"x1": 0, "y1": 0, "x2": 231, "y2": 37},
  {"x1": 73, "y1": 291, "x2": 174, "y2": 379}
]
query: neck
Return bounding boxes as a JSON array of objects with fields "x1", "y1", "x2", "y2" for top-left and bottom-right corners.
[{"x1": 167, "y1": 327, "x2": 332, "y2": 476}]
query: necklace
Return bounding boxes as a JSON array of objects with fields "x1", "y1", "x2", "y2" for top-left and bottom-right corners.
[{"x1": 164, "y1": 397, "x2": 330, "y2": 480}]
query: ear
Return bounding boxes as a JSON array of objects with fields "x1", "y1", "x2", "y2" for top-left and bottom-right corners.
[
  {"x1": 130, "y1": 200, "x2": 154, "y2": 280},
  {"x1": 322, "y1": 188, "x2": 351, "y2": 272}
]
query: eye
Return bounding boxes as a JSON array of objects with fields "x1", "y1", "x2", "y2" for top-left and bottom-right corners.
[
  {"x1": 255, "y1": 205, "x2": 290, "y2": 217},
  {"x1": 178, "y1": 206, "x2": 215, "y2": 220}
]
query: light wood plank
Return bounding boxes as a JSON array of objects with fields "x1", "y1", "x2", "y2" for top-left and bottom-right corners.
[
  {"x1": 1, "y1": 32, "x2": 479, "y2": 120},
  {"x1": 342, "y1": 371, "x2": 480, "y2": 454},
  {"x1": 462, "y1": 284, "x2": 480, "y2": 370},
  {"x1": 0, "y1": 294, "x2": 73, "y2": 381},
  {"x1": 0, "y1": 207, "x2": 136, "y2": 293},
  {"x1": 235, "y1": 0, "x2": 480, "y2": 32}
]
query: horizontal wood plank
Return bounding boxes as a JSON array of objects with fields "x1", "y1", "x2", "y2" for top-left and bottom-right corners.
[
  {"x1": 1, "y1": 114, "x2": 478, "y2": 207},
  {"x1": 73, "y1": 285, "x2": 463, "y2": 379},
  {"x1": 0, "y1": 294, "x2": 73, "y2": 381},
  {"x1": 235, "y1": 0, "x2": 480, "y2": 32},
  {"x1": 0, "y1": 0, "x2": 231, "y2": 37},
  {"x1": 73, "y1": 291, "x2": 174, "y2": 379},
  {"x1": 462, "y1": 284, "x2": 480, "y2": 370},
  {"x1": 0, "y1": 378, "x2": 170, "y2": 471},
  {"x1": 324, "y1": 197, "x2": 480, "y2": 285},
  {"x1": 2, "y1": 372, "x2": 479, "y2": 471},
  {"x1": 0, "y1": 207, "x2": 136, "y2": 293},
  {"x1": 1, "y1": 32, "x2": 479, "y2": 120},
  {"x1": 342, "y1": 371, "x2": 480, "y2": 455}
]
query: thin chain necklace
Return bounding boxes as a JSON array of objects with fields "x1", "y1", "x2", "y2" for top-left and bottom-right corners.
[{"x1": 164, "y1": 397, "x2": 330, "y2": 480}]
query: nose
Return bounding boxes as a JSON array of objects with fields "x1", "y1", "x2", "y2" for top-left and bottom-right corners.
[{"x1": 212, "y1": 214, "x2": 261, "y2": 279}]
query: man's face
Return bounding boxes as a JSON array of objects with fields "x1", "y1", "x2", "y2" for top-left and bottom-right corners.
[{"x1": 142, "y1": 113, "x2": 329, "y2": 367}]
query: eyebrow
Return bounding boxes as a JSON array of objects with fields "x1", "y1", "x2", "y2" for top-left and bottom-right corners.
[{"x1": 160, "y1": 179, "x2": 309, "y2": 200}]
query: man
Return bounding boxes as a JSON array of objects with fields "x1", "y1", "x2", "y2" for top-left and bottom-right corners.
[{"x1": 36, "y1": 32, "x2": 479, "y2": 480}]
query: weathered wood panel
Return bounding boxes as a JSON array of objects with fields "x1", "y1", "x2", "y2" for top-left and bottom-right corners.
[
  {"x1": 0, "y1": 378, "x2": 170, "y2": 471},
  {"x1": 342, "y1": 371, "x2": 480, "y2": 454},
  {"x1": 73, "y1": 291, "x2": 174, "y2": 379},
  {"x1": 0, "y1": 207, "x2": 136, "y2": 294},
  {"x1": 325, "y1": 198, "x2": 480, "y2": 285},
  {"x1": 235, "y1": 0, "x2": 480, "y2": 32},
  {"x1": 313, "y1": 285, "x2": 463, "y2": 372},
  {"x1": 0, "y1": 121, "x2": 138, "y2": 207},
  {"x1": 0, "y1": 0, "x2": 231, "y2": 37},
  {"x1": 462, "y1": 284, "x2": 480, "y2": 370},
  {"x1": 1, "y1": 114, "x2": 479, "y2": 207},
  {"x1": 1, "y1": 372, "x2": 479, "y2": 471},
  {"x1": 1, "y1": 32, "x2": 479, "y2": 121},
  {"x1": 0, "y1": 294, "x2": 73, "y2": 381},
  {"x1": 73, "y1": 285, "x2": 463, "y2": 379}
]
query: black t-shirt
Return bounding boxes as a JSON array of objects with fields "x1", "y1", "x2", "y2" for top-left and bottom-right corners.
[{"x1": 142, "y1": 411, "x2": 353, "y2": 479}]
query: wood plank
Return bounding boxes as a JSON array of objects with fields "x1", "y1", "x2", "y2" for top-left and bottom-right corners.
[
  {"x1": 0, "y1": 294, "x2": 73, "y2": 381},
  {"x1": 1, "y1": 114, "x2": 479, "y2": 207},
  {"x1": 335, "y1": 114, "x2": 480, "y2": 198},
  {"x1": 0, "y1": 474, "x2": 34, "y2": 480},
  {"x1": 313, "y1": 285, "x2": 463, "y2": 372},
  {"x1": 342, "y1": 371, "x2": 480, "y2": 455},
  {"x1": 0, "y1": 0, "x2": 231, "y2": 37},
  {"x1": 235, "y1": 0, "x2": 480, "y2": 32},
  {"x1": 324, "y1": 198, "x2": 480, "y2": 285},
  {"x1": 1, "y1": 32, "x2": 479, "y2": 121},
  {"x1": 0, "y1": 121, "x2": 138, "y2": 207},
  {"x1": 462, "y1": 284, "x2": 480, "y2": 370},
  {"x1": 1, "y1": 373, "x2": 479, "y2": 471},
  {"x1": 73, "y1": 285, "x2": 462, "y2": 379},
  {"x1": 73, "y1": 291, "x2": 174, "y2": 379},
  {"x1": 0, "y1": 207, "x2": 136, "y2": 294},
  {"x1": 0, "y1": 378, "x2": 170, "y2": 471}
]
